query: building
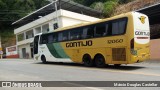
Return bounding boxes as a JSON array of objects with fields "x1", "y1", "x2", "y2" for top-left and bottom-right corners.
[
  {"x1": 0, "y1": 36, "x2": 3, "y2": 59},
  {"x1": 0, "y1": 36, "x2": 2, "y2": 54},
  {"x1": 137, "y1": 3, "x2": 160, "y2": 60},
  {"x1": 13, "y1": 0, "x2": 102, "y2": 59},
  {"x1": 0, "y1": 36, "x2": 1, "y2": 50}
]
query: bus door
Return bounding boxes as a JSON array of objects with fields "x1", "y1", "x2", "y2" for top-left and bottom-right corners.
[{"x1": 34, "y1": 35, "x2": 39, "y2": 55}]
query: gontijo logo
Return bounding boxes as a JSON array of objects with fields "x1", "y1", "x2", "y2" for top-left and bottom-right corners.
[{"x1": 139, "y1": 16, "x2": 146, "y2": 24}]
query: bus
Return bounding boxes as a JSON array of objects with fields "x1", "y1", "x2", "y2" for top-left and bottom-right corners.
[{"x1": 33, "y1": 12, "x2": 150, "y2": 67}]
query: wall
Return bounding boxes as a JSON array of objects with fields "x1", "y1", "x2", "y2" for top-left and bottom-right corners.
[
  {"x1": 14, "y1": 9, "x2": 100, "y2": 59},
  {"x1": 18, "y1": 44, "x2": 32, "y2": 59},
  {"x1": 61, "y1": 9, "x2": 100, "y2": 27},
  {"x1": 150, "y1": 39, "x2": 160, "y2": 60},
  {"x1": 6, "y1": 45, "x2": 19, "y2": 58},
  {"x1": 0, "y1": 36, "x2": 2, "y2": 51}
]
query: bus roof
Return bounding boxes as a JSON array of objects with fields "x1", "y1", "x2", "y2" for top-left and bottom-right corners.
[{"x1": 45, "y1": 11, "x2": 135, "y2": 34}]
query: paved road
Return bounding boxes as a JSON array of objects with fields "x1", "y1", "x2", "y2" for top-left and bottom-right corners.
[{"x1": 0, "y1": 59, "x2": 160, "y2": 90}]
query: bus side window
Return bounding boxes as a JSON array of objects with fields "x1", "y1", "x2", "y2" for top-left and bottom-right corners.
[
  {"x1": 48, "y1": 34, "x2": 54, "y2": 43},
  {"x1": 62, "y1": 31, "x2": 69, "y2": 41},
  {"x1": 112, "y1": 19, "x2": 127, "y2": 35},
  {"x1": 82, "y1": 25, "x2": 94, "y2": 39},
  {"x1": 53, "y1": 33, "x2": 58, "y2": 43},
  {"x1": 40, "y1": 34, "x2": 48, "y2": 44},
  {"x1": 95, "y1": 23, "x2": 107, "y2": 37},
  {"x1": 70, "y1": 29, "x2": 82, "y2": 40},
  {"x1": 82, "y1": 28, "x2": 88, "y2": 39},
  {"x1": 107, "y1": 23, "x2": 112, "y2": 36},
  {"x1": 58, "y1": 32, "x2": 63, "y2": 42},
  {"x1": 104, "y1": 24, "x2": 109, "y2": 36}
]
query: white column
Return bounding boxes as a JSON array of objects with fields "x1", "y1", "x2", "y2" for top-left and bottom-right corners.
[
  {"x1": 15, "y1": 34, "x2": 19, "y2": 58},
  {"x1": 33, "y1": 28, "x2": 36, "y2": 36},
  {"x1": 0, "y1": 35, "x2": 1, "y2": 48},
  {"x1": 49, "y1": 21, "x2": 54, "y2": 31},
  {"x1": 24, "y1": 32, "x2": 26, "y2": 40},
  {"x1": 41, "y1": 26, "x2": 43, "y2": 33},
  {"x1": 0, "y1": 36, "x2": 2, "y2": 59}
]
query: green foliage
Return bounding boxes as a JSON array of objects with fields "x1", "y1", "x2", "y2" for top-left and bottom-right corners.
[
  {"x1": 73, "y1": 0, "x2": 135, "y2": 16},
  {"x1": 90, "y1": 0, "x2": 118, "y2": 16},
  {"x1": 103, "y1": 1, "x2": 118, "y2": 16},
  {"x1": 90, "y1": 2, "x2": 104, "y2": 12},
  {"x1": 0, "y1": 0, "x2": 50, "y2": 24},
  {"x1": 33, "y1": 0, "x2": 50, "y2": 9},
  {"x1": 0, "y1": 0, "x2": 50, "y2": 49}
]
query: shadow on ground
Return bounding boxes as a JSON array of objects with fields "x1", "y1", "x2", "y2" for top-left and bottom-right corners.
[{"x1": 34, "y1": 61, "x2": 146, "y2": 71}]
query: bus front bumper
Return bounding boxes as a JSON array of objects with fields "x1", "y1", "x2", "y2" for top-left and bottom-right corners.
[{"x1": 133, "y1": 54, "x2": 150, "y2": 63}]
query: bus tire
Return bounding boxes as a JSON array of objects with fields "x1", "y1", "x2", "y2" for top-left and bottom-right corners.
[
  {"x1": 94, "y1": 54, "x2": 106, "y2": 68},
  {"x1": 41, "y1": 55, "x2": 47, "y2": 64},
  {"x1": 83, "y1": 54, "x2": 94, "y2": 67}
]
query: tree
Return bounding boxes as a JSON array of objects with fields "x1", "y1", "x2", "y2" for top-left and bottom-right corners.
[
  {"x1": 90, "y1": 2, "x2": 104, "y2": 12},
  {"x1": 0, "y1": 0, "x2": 50, "y2": 50},
  {"x1": 103, "y1": 1, "x2": 118, "y2": 16},
  {"x1": 33, "y1": 0, "x2": 50, "y2": 9},
  {"x1": 90, "y1": 0, "x2": 118, "y2": 17}
]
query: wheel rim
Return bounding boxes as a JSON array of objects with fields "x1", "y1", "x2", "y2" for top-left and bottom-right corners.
[
  {"x1": 97, "y1": 58, "x2": 104, "y2": 65},
  {"x1": 95, "y1": 55, "x2": 105, "y2": 67},
  {"x1": 41, "y1": 56, "x2": 46, "y2": 63},
  {"x1": 83, "y1": 55, "x2": 93, "y2": 67}
]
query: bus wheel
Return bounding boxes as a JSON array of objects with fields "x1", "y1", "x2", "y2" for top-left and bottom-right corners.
[
  {"x1": 83, "y1": 54, "x2": 94, "y2": 67},
  {"x1": 41, "y1": 55, "x2": 47, "y2": 64},
  {"x1": 114, "y1": 64, "x2": 121, "y2": 67},
  {"x1": 95, "y1": 54, "x2": 106, "y2": 68}
]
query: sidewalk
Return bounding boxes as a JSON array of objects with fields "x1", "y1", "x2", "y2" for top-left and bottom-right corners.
[{"x1": 142, "y1": 59, "x2": 160, "y2": 65}]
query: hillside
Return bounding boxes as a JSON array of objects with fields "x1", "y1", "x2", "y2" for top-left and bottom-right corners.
[
  {"x1": 0, "y1": 0, "x2": 50, "y2": 53},
  {"x1": 112, "y1": 0, "x2": 160, "y2": 16}
]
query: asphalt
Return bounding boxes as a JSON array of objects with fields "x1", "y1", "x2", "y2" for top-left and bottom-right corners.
[{"x1": 0, "y1": 59, "x2": 160, "y2": 90}]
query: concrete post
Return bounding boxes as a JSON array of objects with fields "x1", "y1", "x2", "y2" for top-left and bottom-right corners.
[{"x1": 0, "y1": 36, "x2": 2, "y2": 59}]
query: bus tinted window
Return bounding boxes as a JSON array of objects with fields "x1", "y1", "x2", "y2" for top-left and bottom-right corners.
[
  {"x1": 58, "y1": 32, "x2": 63, "y2": 42},
  {"x1": 70, "y1": 28, "x2": 82, "y2": 40},
  {"x1": 53, "y1": 33, "x2": 58, "y2": 42},
  {"x1": 40, "y1": 34, "x2": 48, "y2": 44},
  {"x1": 112, "y1": 18, "x2": 127, "y2": 35},
  {"x1": 62, "y1": 31, "x2": 69, "y2": 41},
  {"x1": 40, "y1": 33, "x2": 58, "y2": 44},
  {"x1": 82, "y1": 25, "x2": 94, "y2": 39},
  {"x1": 95, "y1": 23, "x2": 108, "y2": 37},
  {"x1": 39, "y1": 17, "x2": 127, "y2": 43},
  {"x1": 58, "y1": 31, "x2": 69, "y2": 42},
  {"x1": 48, "y1": 34, "x2": 54, "y2": 43}
]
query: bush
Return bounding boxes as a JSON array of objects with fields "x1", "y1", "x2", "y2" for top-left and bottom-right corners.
[
  {"x1": 90, "y1": 2, "x2": 104, "y2": 12},
  {"x1": 103, "y1": 1, "x2": 118, "y2": 16}
]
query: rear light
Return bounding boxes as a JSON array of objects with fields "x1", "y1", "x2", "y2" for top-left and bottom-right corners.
[
  {"x1": 130, "y1": 38, "x2": 137, "y2": 55},
  {"x1": 130, "y1": 38, "x2": 134, "y2": 49}
]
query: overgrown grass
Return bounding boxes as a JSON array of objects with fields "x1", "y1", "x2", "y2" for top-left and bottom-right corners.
[{"x1": 112, "y1": 0, "x2": 160, "y2": 16}]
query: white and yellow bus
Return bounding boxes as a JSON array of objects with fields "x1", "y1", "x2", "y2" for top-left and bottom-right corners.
[{"x1": 33, "y1": 12, "x2": 150, "y2": 67}]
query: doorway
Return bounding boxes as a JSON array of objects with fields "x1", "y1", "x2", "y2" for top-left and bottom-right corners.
[{"x1": 22, "y1": 48, "x2": 26, "y2": 58}]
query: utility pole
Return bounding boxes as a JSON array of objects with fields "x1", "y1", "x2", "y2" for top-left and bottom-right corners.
[{"x1": 54, "y1": 0, "x2": 59, "y2": 28}]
